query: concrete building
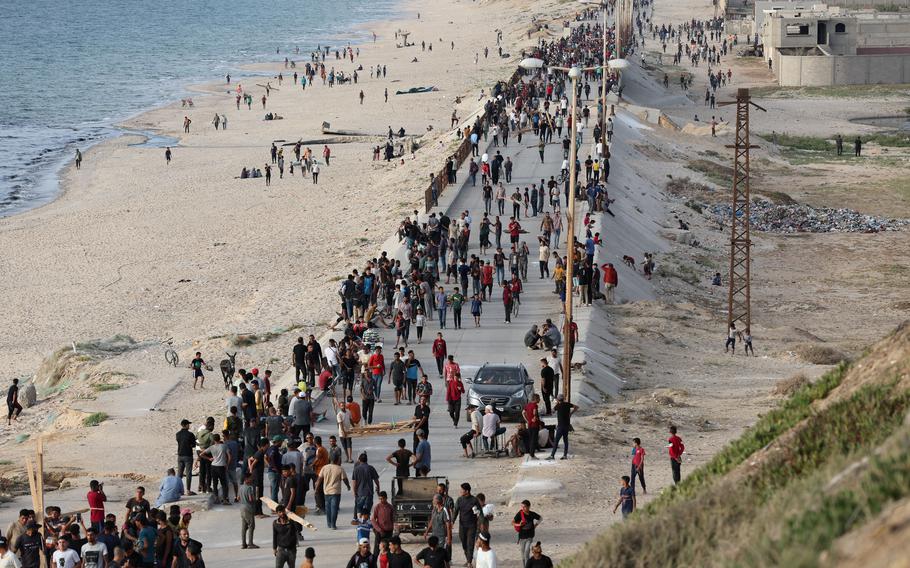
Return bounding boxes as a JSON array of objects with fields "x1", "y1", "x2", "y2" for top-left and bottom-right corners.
[{"x1": 760, "y1": 5, "x2": 910, "y2": 85}]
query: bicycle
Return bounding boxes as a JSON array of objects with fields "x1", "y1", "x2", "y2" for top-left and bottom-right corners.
[{"x1": 162, "y1": 338, "x2": 179, "y2": 367}]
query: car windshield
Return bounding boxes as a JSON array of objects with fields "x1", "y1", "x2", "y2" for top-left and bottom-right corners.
[{"x1": 473, "y1": 367, "x2": 522, "y2": 386}]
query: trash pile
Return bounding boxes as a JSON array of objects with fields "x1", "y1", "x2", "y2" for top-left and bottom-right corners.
[{"x1": 710, "y1": 201, "x2": 910, "y2": 233}]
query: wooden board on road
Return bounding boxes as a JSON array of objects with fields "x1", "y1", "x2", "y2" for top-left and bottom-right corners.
[
  {"x1": 349, "y1": 419, "x2": 418, "y2": 438},
  {"x1": 260, "y1": 496, "x2": 317, "y2": 531}
]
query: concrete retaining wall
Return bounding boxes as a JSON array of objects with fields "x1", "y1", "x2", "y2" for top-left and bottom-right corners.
[{"x1": 778, "y1": 52, "x2": 910, "y2": 85}]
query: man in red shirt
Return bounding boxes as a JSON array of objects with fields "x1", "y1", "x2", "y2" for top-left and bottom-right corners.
[
  {"x1": 445, "y1": 373, "x2": 466, "y2": 427},
  {"x1": 502, "y1": 282, "x2": 513, "y2": 324},
  {"x1": 601, "y1": 262, "x2": 618, "y2": 304},
  {"x1": 668, "y1": 425, "x2": 685, "y2": 485},
  {"x1": 523, "y1": 394, "x2": 542, "y2": 459},
  {"x1": 368, "y1": 346, "x2": 386, "y2": 403},
  {"x1": 371, "y1": 491, "x2": 394, "y2": 557},
  {"x1": 508, "y1": 217, "x2": 522, "y2": 246},
  {"x1": 481, "y1": 261, "x2": 494, "y2": 300},
  {"x1": 86, "y1": 479, "x2": 107, "y2": 533},
  {"x1": 431, "y1": 333, "x2": 447, "y2": 379}
]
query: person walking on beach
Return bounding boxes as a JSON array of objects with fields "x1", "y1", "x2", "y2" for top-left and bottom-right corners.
[
  {"x1": 165, "y1": 147, "x2": 172, "y2": 164},
  {"x1": 183, "y1": 116, "x2": 191, "y2": 133},
  {"x1": 631, "y1": 437, "x2": 646, "y2": 494},
  {"x1": 212, "y1": 113, "x2": 221, "y2": 130},
  {"x1": 312, "y1": 163, "x2": 320, "y2": 184},
  {"x1": 264, "y1": 164, "x2": 272, "y2": 187},
  {"x1": 359, "y1": 90, "x2": 365, "y2": 105},
  {"x1": 668, "y1": 425, "x2": 685, "y2": 485},
  {"x1": 75, "y1": 149, "x2": 83, "y2": 170},
  {"x1": 323, "y1": 145, "x2": 332, "y2": 166},
  {"x1": 221, "y1": 114, "x2": 227, "y2": 130},
  {"x1": 612, "y1": 476, "x2": 636, "y2": 520},
  {"x1": 191, "y1": 352, "x2": 209, "y2": 389},
  {"x1": 7, "y1": 378, "x2": 22, "y2": 425}
]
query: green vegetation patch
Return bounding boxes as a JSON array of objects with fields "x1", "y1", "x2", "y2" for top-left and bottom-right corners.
[{"x1": 83, "y1": 412, "x2": 109, "y2": 427}]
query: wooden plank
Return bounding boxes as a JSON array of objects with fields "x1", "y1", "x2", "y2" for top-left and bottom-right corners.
[
  {"x1": 349, "y1": 419, "x2": 418, "y2": 437},
  {"x1": 36, "y1": 437, "x2": 45, "y2": 519},
  {"x1": 25, "y1": 458, "x2": 39, "y2": 513},
  {"x1": 259, "y1": 496, "x2": 316, "y2": 531}
]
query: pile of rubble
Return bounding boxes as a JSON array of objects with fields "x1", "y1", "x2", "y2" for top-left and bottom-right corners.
[{"x1": 710, "y1": 201, "x2": 910, "y2": 233}]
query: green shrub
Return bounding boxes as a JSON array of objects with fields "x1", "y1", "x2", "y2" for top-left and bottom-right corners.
[{"x1": 83, "y1": 412, "x2": 109, "y2": 427}]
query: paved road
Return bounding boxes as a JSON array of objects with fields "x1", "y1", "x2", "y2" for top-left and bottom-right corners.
[{"x1": 2, "y1": 60, "x2": 672, "y2": 568}]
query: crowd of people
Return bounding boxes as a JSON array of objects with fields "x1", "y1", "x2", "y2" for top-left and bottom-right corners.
[{"x1": 0, "y1": 3, "x2": 712, "y2": 568}]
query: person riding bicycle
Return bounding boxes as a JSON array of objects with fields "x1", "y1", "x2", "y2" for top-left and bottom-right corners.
[{"x1": 510, "y1": 276, "x2": 523, "y2": 309}]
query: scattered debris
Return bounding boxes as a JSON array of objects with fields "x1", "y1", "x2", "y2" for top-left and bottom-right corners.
[{"x1": 711, "y1": 201, "x2": 910, "y2": 233}]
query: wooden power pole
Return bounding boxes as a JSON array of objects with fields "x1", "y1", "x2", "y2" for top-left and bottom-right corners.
[{"x1": 719, "y1": 88, "x2": 765, "y2": 333}]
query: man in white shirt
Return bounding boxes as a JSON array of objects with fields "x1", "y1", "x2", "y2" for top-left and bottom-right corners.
[
  {"x1": 474, "y1": 531, "x2": 498, "y2": 568},
  {"x1": 0, "y1": 535, "x2": 22, "y2": 568},
  {"x1": 547, "y1": 350, "x2": 561, "y2": 397},
  {"x1": 481, "y1": 406, "x2": 505, "y2": 451},
  {"x1": 80, "y1": 527, "x2": 108, "y2": 568},
  {"x1": 337, "y1": 402, "x2": 354, "y2": 463},
  {"x1": 51, "y1": 539, "x2": 80, "y2": 568}
]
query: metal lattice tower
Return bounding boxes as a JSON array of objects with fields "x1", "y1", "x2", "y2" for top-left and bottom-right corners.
[{"x1": 719, "y1": 88, "x2": 765, "y2": 333}]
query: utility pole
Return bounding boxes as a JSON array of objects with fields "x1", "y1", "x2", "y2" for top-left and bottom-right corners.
[
  {"x1": 563, "y1": 67, "x2": 581, "y2": 403},
  {"x1": 718, "y1": 88, "x2": 765, "y2": 334}
]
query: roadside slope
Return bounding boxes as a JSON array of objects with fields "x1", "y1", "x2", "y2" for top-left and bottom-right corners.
[{"x1": 565, "y1": 321, "x2": 910, "y2": 568}]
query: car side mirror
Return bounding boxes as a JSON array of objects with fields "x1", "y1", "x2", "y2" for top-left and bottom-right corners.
[{"x1": 526, "y1": 380, "x2": 534, "y2": 386}]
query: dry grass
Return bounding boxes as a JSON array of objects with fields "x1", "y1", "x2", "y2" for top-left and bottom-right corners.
[
  {"x1": 773, "y1": 373, "x2": 809, "y2": 396},
  {"x1": 793, "y1": 344, "x2": 848, "y2": 365}
]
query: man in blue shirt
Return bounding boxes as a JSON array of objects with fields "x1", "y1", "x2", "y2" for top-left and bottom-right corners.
[
  {"x1": 612, "y1": 476, "x2": 636, "y2": 520},
  {"x1": 155, "y1": 468, "x2": 185, "y2": 506},
  {"x1": 414, "y1": 430, "x2": 432, "y2": 477}
]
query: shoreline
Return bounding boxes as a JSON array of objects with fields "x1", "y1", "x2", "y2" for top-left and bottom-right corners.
[
  {"x1": 0, "y1": 0, "x2": 540, "y2": 381},
  {"x1": 0, "y1": 3, "x2": 405, "y2": 221}
]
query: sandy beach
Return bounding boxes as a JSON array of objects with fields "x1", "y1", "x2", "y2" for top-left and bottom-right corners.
[
  {"x1": 0, "y1": 0, "x2": 577, "y2": 487},
  {"x1": 0, "y1": 0, "x2": 561, "y2": 381}
]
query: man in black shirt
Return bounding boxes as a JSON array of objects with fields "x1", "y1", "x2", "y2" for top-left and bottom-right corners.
[
  {"x1": 539, "y1": 359, "x2": 555, "y2": 416},
  {"x1": 272, "y1": 506, "x2": 297, "y2": 568},
  {"x1": 292, "y1": 337, "x2": 307, "y2": 382},
  {"x1": 345, "y1": 540, "x2": 376, "y2": 568},
  {"x1": 7, "y1": 378, "x2": 23, "y2": 425},
  {"x1": 171, "y1": 527, "x2": 203, "y2": 568},
  {"x1": 452, "y1": 483, "x2": 479, "y2": 566},
  {"x1": 415, "y1": 535, "x2": 446, "y2": 568},
  {"x1": 525, "y1": 542, "x2": 555, "y2": 568},
  {"x1": 512, "y1": 500, "x2": 542, "y2": 566},
  {"x1": 385, "y1": 439, "x2": 413, "y2": 480},
  {"x1": 176, "y1": 419, "x2": 197, "y2": 496},
  {"x1": 547, "y1": 394, "x2": 578, "y2": 460},
  {"x1": 125, "y1": 487, "x2": 150, "y2": 523},
  {"x1": 248, "y1": 437, "x2": 269, "y2": 516},
  {"x1": 386, "y1": 536, "x2": 413, "y2": 568},
  {"x1": 412, "y1": 398, "x2": 430, "y2": 453},
  {"x1": 14, "y1": 522, "x2": 42, "y2": 568}
]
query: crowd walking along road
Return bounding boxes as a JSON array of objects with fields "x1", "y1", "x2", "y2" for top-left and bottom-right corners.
[{"x1": 1, "y1": 3, "x2": 712, "y2": 566}]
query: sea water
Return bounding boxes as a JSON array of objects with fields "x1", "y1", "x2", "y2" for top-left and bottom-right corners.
[{"x1": 0, "y1": 0, "x2": 397, "y2": 217}]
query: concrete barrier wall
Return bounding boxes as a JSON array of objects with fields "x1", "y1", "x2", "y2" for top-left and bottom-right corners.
[{"x1": 778, "y1": 53, "x2": 910, "y2": 85}]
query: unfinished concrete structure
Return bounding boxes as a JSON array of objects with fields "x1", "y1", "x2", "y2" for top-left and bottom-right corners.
[{"x1": 759, "y1": 4, "x2": 910, "y2": 85}]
